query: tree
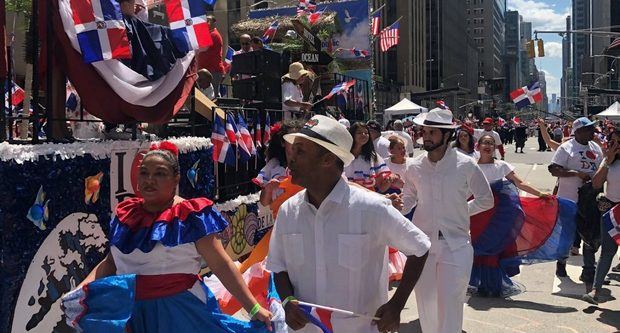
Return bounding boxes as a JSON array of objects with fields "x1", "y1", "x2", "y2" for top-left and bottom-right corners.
[{"x1": 6, "y1": 0, "x2": 32, "y2": 16}]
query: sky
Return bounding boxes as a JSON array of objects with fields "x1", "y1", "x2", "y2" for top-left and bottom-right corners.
[{"x1": 506, "y1": 0, "x2": 571, "y2": 99}]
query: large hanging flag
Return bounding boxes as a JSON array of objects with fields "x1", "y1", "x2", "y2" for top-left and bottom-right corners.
[
  {"x1": 371, "y1": 11, "x2": 381, "y2": 36},
  {"x1": 237, "y1": 113, "x2": 257, "y2": 156},
  {"x1": 212, "y1": 113, "x2": 236, "y2": 166},
  {"x1": 320, "y1": 80, "x2": 356, "y2": 102},
  {"x1": 603, "y1": 204, "x2": 620, "y2": 245},
  {"x1": 5, "y1": 81, "x2": 25, "y2": 107},
  {"x1": 380, "y1": 22, "x2": 400, "y2": 52},
  {"x1": 164, "y1": 0, "x2": 214, "y2": 53},
  {"x1": 70, "y1": 0, "x2": 132, "y2": 63},
  {"x1": 262, "y1": 20, "x2": 279, "y2": 43},
  {"x1": 510, "y1": 81, "x2": 543, "y2": 109}
]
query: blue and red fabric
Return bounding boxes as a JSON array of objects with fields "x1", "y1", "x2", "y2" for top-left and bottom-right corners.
[
  {"x1": 109, "y1": 197, "x2": 228, "y2": 254},
  {"x1": 226, "y1": 113, "x2": 251, "y2": 162},
  {"x1": 70, "y1": 0, "x2": 131, "y2": 63},
  {"x1": 212, "y1": 113, "x2": 237, "y2": 166},
  {"x1": 237, "y1": 113, "x2": 257, "y2": 156},
  {"x1": 62, "y1": 274, "x2": 272, "y2": 333},
  {"x1": 602, "y1": 203, "x2": 620, "y2": 245},
  {"x1": 510, "y1": 81, "x2": 543, "y2": 109},
  {"x1": 264, "y1": 113, "x2": 271, "y2": 144},
  {"x1": 164, "y1": 0, "x2": 214, "y2": 53},
  {"x1": 469, "y1": 180, "x2": 576, "y2": 296},
  {"x1": 371, "y1": 11, "x2": 381, "y2": 36},
  {"x1": 299, "y1": 304, "x2": 334, "y2": 333},
  {"x1": 262, "y1": 20, "x2": 279, "y2": 43},
  {"x1": 321, "y1": 80, "x2": 356, "y2": 102}
]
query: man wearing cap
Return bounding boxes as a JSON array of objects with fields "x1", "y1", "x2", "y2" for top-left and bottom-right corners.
[
  {"x1": 367, "y1": 120, "x2": 391, "y2": 159},
  {"x1": 474, "y1": 118, "x2": 505, "y2": 160},
  {"x1": 282, "y1": 62, "x2": 313, "y2": 121},
  {"x1": 402, "y1": 108, "x2": 494, "y2": 333},
  {"x1": 548, "y1": 117, "x2": 603, "y2": 282},
  {"x1": 267, "y1": 115, "x2": 431, "y2": 333}
]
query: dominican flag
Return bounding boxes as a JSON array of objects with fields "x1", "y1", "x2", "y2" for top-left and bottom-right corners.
[
  {"x1": 252, "y1": 112, "x2": 262, "y2": 148},
  {"x1": 70, "y1": 0, "x2": 131, "y2": 63},
  {"x1": 321, "y1": 80, "x2": 356, "y2": 102},
  {"x1": 371, "y1": 11, "x2": 381, "y2": 36},
  {"x1": 224, "y1": 46, "x2": 234, "y2": 72},
  {"x1": 603, "y1": 204, "x2": 620, "y2": 245},
  {"x1": 226, "y1": 114, "x2": 251, "y2": 162},
  {"x1": 497, "y1": 117, "x2": 506, "y2": 126},
  {"x1": 609, "y1": 37, "x2": 620, "y2": 50},
  {"x1": 164, "y1": 0, "x2": 214, "y2": 53},
  {"x1": 299, "y1": 304, "x2": 334, "y2": 333},
  {"x1": 351, "y1": 48, "x2": 369, "y2": 57},
  {"x1": 263, "y1": 113, "x2": 271, "y2": 144},
  {"x1": 5, "y1": 81, "x2": 25, "y2": 107},
  {"x1": 512, "y1": 116, "x2": 521, "y2": 124},
  {"x1": 380, "y1": 22, "x2": 400, "y2": 52},
  {"x1": 262, "y1": 21, "x2": 279, "y2": 43},
  {"x1": 510, "y1": 81, "x2": 543, "y2": 109},
  {"x1": 309, "y1": 10, "x2": 323, "y2": 25},
  {"x1": 212, "y1": 113, "x2": 236, "y2": 166},
  {"x1": 237, "y1": 113, "x2": 257, "y2": 156},
  {"x1": 435, "y1": 99, "x2": 448, "y2": 109}
]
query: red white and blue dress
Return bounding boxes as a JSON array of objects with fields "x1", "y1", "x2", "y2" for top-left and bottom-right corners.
[{"x1": 62, "y1": 197, "x2": 271, "y2": 333}]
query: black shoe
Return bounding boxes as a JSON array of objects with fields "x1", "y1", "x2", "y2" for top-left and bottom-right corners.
[
  {"x1": 579, "y1": 272, "x2": 594, "y2": 284},
  {"x1": 556, "y1": 262, "x2": 568, "y2": 277}
]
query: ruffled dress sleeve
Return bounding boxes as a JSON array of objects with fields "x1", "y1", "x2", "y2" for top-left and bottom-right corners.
[{"x1": 109, "y1": 197, "x2": 228, "y2": 254}]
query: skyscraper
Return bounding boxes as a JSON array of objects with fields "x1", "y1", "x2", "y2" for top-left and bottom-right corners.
[
  {"x1": 561, "y1": 15, "x2": 572, "y2": 111},
  {"x1": 504, "y1": 11, "x2": 522, "y2": 99}
]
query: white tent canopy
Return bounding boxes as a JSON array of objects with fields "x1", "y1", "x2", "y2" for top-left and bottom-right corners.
[
  {"x1": 383, "y1": 98, "x2": 428, "y2": 124},
  {"x1": 595, "y1": 101, "x2": 620, "y2": 119}
]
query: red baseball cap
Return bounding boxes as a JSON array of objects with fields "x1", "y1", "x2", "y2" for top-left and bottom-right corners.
[{"x1": 482, "y1": 117, "x2": 494, "y2": 124}]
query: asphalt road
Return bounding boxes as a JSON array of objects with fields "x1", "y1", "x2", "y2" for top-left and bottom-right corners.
[{"x1": 394, "y1": 142, "x2": 620, "y2": 333}]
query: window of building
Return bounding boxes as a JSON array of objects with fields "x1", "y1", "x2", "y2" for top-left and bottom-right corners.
[{"x1": 467, "y1": 9, "x2": 470, "y2": 14}]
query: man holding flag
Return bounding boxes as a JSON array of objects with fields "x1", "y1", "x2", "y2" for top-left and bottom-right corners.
[{"x1": 267, "y1": 115, "x2": 430, "y2": 333}]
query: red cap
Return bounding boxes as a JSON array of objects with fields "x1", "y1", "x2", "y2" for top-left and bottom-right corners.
[
  {"x1": 482, "y1": 117, "x2": 494, "y2": 124},
  {"x1": 460, "y1": 124, "x2": 474, "y2": 136}
]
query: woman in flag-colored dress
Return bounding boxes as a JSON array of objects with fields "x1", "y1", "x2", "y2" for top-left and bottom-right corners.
[
  {"x1": 470, "y1": 134, "x2": 576, "y2": 297},
  {"x1": 61, "y1": 142, "x2": 273, "y2": 333},
  {"x1": 345, "y1": 122, "x2": 392, "y2": 192}
]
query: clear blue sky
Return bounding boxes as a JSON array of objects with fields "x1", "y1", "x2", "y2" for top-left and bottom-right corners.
[{"x1": 507, "y1": 0, "x2": 571, "y2": 98}]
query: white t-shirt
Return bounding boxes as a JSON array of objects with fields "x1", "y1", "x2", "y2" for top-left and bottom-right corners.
[
  {"x1": 373, "y1": 136, "x2": 391, "y2": 159},
  {"x1": 282, "y1": 81, "x2": 303, "y2": 120},
  {"x1": 344, "y1": 155, "x2": 390, "y2": 190},
  {"x1": 605, "y1": 161, "x2": 620, "y2": 202},
  {"x1": 478, "y1": 160, "x2": 515, "y2": 183},
  {"x1": 551, "y1": 139, "x2": 603, "y2": 202},
  {"x1": 254, "y1": 158, "x2": 287, "y2": 185}
]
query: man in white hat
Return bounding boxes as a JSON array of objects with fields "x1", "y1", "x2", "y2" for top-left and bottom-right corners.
[
  {"x1": 402, "y1": 108, "x2": 494, "y2": 333},
  {"x1": 282, "y1": 62, "x2": 313, "y2": 121},
  {"x1": 267, "y1": 115, "x2": 431, "y2": 333}
]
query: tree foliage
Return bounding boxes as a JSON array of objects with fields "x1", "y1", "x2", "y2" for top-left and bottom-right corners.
[{"x1": 6, "y1": 0, "x2": 32, "y2": 16}]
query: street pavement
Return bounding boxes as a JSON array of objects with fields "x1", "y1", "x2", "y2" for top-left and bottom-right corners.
[{"x1": 394, "y1": 141, "x2": 620, "y2": 333}]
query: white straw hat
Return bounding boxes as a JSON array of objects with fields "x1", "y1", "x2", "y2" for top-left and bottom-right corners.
[{"x1": 413, "y1": 108, "x2": 459, "y2": 129}]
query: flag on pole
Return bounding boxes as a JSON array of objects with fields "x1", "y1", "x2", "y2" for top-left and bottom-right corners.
[
  {"x1": 309, "y1": 10, "x2": 324, "y2": 25},
  {"x1": 211, "y1": 113, "x2": 236, "y2": 166},
  {"x1": 371, "y1": 11, "x2": 381, "y2": 36},
  {"x1": 380, "y1": 22, "x2": 400, "y2": 52},
  {"x1": 5, "y1": 81, "x2": 25, "y2": 107},
  {"x1": 237, "y1": 113, "x2": 257, "y2": 156},
  {"x1": 609, "y1": 37, "x2": 620, "y2": 50},
  {"x1": 70, "y1": 0, "x2": 132, "y2": 63},
  {"x1": 164, "y1": 0, "x2": 214, "y2": 53},
  {"x1": 262, "y1": 20, "x2": 279, "y2": 43},
  {"x1": 264, "y1": 113, "x2": 271, "y2": 144},
  {"x1": 228, "y1": 113, "x2": 251, "y2": 162},
  {"x1": 510, "y1": 81, "x2": 543, "y2": 109},
  {"x1": 298, "y1": 304, "x2": 334, "y2": 333},
  {"x1": 603, "y1": 203, "x2": 620, "y2": 246},
  {"x1": 253, "y1": 112, "x2": 263, "y2": 148},
  {"x1": 320, "y1": 80, "x2": 356, "y2": 102},
  {"x1": 223, "y1": 45, "x2": 234, "y2": 72}
]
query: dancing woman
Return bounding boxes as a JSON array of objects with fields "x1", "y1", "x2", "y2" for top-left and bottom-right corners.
[
  {"x1": 345, "y1": 122, "x2": 393, "y2": 192},
  {"x1": 62, "y1": 142, "x2": 272, "y2": 332}
]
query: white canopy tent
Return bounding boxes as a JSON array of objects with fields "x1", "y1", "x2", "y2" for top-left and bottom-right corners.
[
  {"x1": 595, "y1": 101, "x2": 620, "y2": 119},
  {"x1": 383, "y1": 98, "x2": 428, "y2": 124}
]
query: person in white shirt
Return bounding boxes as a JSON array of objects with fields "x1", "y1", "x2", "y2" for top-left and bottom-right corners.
[
  {"x1": 584, "y1": 129, "x2": 620, "y2": 304},
  {"x1": 453, "y1": 122, "x2": 479, "y2": 159},
  {"x1": 549, "y1": 117, "x2": 603, "y2": 282},
  {"x1": 474, "y1": 117, "x2": 505, "y2": 160},
  {"x1": 196, "y1": 69, "x2": 215, "y2": 100},
  {"x1": 345, "y1": 122, "x2": 392, "y2": 192},
  {"x1": 281, "y1": 62, "x2": 313, "y2": 121},
  {"x1": 402, "y1": 108, "x2": 494, "y2": 333},
  {"x1": 367, "y1": 120, "x2": 391, "y2": 159},
  {"x1": 384, "y1": 120, "x2": 415, "y2": 157},
  {"x1": 267, "y1": 115, "x2": 431, "y2": 333}
]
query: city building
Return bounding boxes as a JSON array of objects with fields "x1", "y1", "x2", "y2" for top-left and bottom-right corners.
[
  {"x1": 504, "y1": 11, "x2": 523, "y2": 99},
  {"x1": 561, "y1": 15, "x2": 573, "y2": 111},
  {"x1": 520, "y1": 21, "x2": 537, "y2": 84},
  {"x1": 539, "y1": 71, "x2": 549, "y2": 112}
]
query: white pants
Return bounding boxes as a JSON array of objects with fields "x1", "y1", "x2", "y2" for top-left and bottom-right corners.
[{"x1": 414, "y1": 239, "x2": 473, "y2": 333}]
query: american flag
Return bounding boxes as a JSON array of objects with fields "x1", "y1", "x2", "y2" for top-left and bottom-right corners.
[
  {"x1": 609, "y1": 37, "x2": 620, "y2": 50},
  {"x1": 380, "y1": 22, "x2": 400, "y2": 52},
  {"x1": 371, "y1": 12, "x2": 381, "y2": 36}
]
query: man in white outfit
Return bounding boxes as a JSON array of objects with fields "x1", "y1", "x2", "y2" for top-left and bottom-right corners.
[{"x1": 402, "y1": 108, "x2": 494, "y2": 333}]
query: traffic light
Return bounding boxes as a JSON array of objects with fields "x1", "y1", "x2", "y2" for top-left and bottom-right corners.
[
  {"x1": 537, "y1": 39, "x2": 545, "y2": 57},
  {"x1": 526, "y1": 40, "x2": 535, "y2": 58}
]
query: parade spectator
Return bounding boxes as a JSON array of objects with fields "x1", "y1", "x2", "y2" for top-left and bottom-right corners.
[
  {"x1": 281, "y1": 62, "x2": 312, "y2": 121},
  {"x1": 367, "y1": 120, "x2": 391, "y2": 159},
  {"x1": 196, "y1": 69, "x2": 215, "y2": 100},
  {"x1": 63, "y1": 142, "x2": 273, "y2": 331},
  {"x1": 402, "y1": 108, "x2": 494, "y2": 333},
  {"x1": 514, "y1": 123, "x2": 528, "y2": 153},
  {"x1": 197, "y1": 16, "x2": 225, "y2": 97},
  {"x1": 553, "y1": 124, "x2": 564, "y2": 142},
  {"x1": 345, "y1": 122, "x2": 392, "y2": 193},
  {"x1": 267, "y1": 115, "x2": 430, "y2": 332},
  {"x1": 386, "y1": 120, "x2": 415, "y2": 157},
  {"x1": 537, "y1": 123, "x2": 549, "y2": 151},
  {"x1": 537, "y1": 118, "x2": 561, "y2": 151},
  {"x1": 236, "y1": 34, "x2": 253, "y2": 54},
  {"x1": 385, "y1": 136, "x2": 408, "y2": 198},
  {"x1": 583, "y1": 128, "x2": 620, "y2": 304},
  {"x1": 549, "y1": 117, "x2": 603, "y2": 282},
  {"x1": 474, "y1": 117, "x2": 505, "y2": 160},
  {"x1": 453, "y1": 123, "x2": 479, "y2": 159},
  {"x1": 250, "y1": 36, "x2": 264, "y2": 51}
]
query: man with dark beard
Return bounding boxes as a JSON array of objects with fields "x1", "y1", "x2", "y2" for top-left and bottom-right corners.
[{"x1": 402, "y1": 108, "x2": 494, "y2": 333}]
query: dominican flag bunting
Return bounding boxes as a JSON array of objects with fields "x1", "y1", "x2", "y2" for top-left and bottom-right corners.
[
  {"x1": 603, "y1": 203, "x2": 620, "y2": 246},
  {"x1": 237, "y1": 113, "x2": 257, "y2": 156},
  {"x1": 223, "y1": 46, "x2": 234, "y2": 72},
  {"x1": 69, "y1": 0, "x2": 131, "y2": 63},
  {"x1": 380, "y1": 22, "x2": 400, "y2": 52},
  {"x1": 211, "y1": 113, "x2": 237, "y2": 166},
  {"x1": 320, "y1": 80, "x2": 356, "y2": 102},
  {"x1": 351, "y1": 48, "x2": 369, "y2": 57},
  {"x1": 264, "y1": 112, "x2": 271, "y2": 144},
  {"x1": 5, "y1": 81, "x2": 25, "y2": 107},
  {"x1": 226, "y1": 113, "x2": 251, "y2": 162},
  {"x1": 435, "y1": 100, "x2": 448, "y2": 109},
  {"x1": 510, "y1": 81, "x2": 543, "y2": 109},
  {"x1": 299, "y1": 304, "x2": 334, "y2": 333},
  {"x1": 609, "y1": 37, "x2": 620, "y2": 50},
  {"x1": 262, "y1": 21, "x2": 279, "y2": 43},
  {"x1": 371, "y1": 11, "x2": 381, "y2": 36},
  {"x1": 164, "y1": 0, "x2": 214, "y2": 53},
  {"x1": 309, "y1": 10, "x2": 324, "y2": 25}
]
